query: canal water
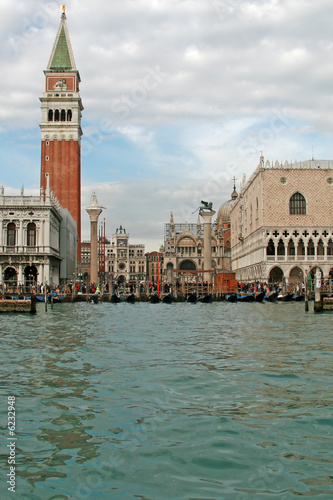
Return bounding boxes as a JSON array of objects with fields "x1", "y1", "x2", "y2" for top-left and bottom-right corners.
[{"x1": 0, "y1": 301, "x2": 332, "y2": 499}]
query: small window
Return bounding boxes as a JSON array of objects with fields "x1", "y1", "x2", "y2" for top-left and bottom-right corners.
[
  {"x1": 46, "y1": 140, "x2": 49, "y2": 146},
  {"x1": 290, "y1": 192, "x2": 306, "y2": 215},
  {"x1": 45, "y1": 156, "x2": 49, "y2": 161}
]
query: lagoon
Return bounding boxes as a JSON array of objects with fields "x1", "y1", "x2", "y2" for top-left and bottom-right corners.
[{"x1": 0, "y1": 301, "x2": 332, "y2": 499}]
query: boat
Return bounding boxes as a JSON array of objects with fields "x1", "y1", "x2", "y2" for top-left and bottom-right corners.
[
  {"x1": 126, "y1": 293, "x2": 136, "y2": 303},
  {"x1": 277, "y1": 292, "x2": 294, "y2": 301},
  {"x1": 238, "y1": 293, "x2": 255, "y2": 302},
  {"x1": 150, "y1": 293, "x2": 161, "y2": 303},
  {"x1": 198, "y1": 293, "x2": 212, "y2": 303},
  {"x1": 254, "y1": 291, "x2": 265, "y2": 302},
  {"x1": 187, "y1": 292, "x2": 197, "y2": 303},
  {"x1": 265, "y1": 291, "x2": 278, "y2": 302},
  {"x1": 110, "y1": 293, "x2": 121, "y2": 303},
  {"x1": 47, "y1": 292, "x2": 64, "y2": 303},
  {"x1": 225, "y1": 293, "x2": 237, "y2": 302},
  {"x1": 90, "y1": 294, "x2": 99, "y2": 304},
  {"x1": 162, "y1": 294, "x2": 173, "y2": 304},
  {"x1": 294, "y1": 294, "x2": 305, "y2": 301}
]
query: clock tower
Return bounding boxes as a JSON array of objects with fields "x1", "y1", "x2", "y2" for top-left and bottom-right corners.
[{"x1": 40, "y1": 7, "x2": 83, "y2": 261}]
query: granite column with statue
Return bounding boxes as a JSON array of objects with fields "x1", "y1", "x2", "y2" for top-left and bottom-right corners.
[
  {"x1": 86, "y1": 193, "x2": 104, "y2": 284},
  {"x1": 199, "y1": 203, "x2": 216, "y2": 284}
]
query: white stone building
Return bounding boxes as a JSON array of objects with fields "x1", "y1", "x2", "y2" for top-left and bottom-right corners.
[
  {"x1": 0, "y1": 183, "x2": 77, "y2": 289},
  {"x1": 230, "y1": 157, "x2": 333, "y2": 284}
]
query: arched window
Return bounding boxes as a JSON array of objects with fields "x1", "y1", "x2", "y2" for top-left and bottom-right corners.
[
  {"x1": 54, "y1": 109, "x2": 60, "y2": 122},
  {"x1": 27, "y1": 223, "x2": 36, "y2": 247},
  {"x1": 67, "y1": 109, "x2": 72, "y2": 121},
  {"x1": 7, "y1": 223, "x2": 16, "y2": 247},
  {"x1": 267, "y1": 239, "x2": 275, "y2": 256},
  {"x1": 297, "y1": 239, "x2": 305, "y2": 256},
  {"x1": 290, "y1": 192, "x2": 306, "y2": 215},
  {"x1": 277, "y1": 239, "x2": 285, "y2": 256},
  {"x1": 307, "y1": 239, "x2": 315, "y2": 256},
  {"x1": 60, "y1": 109, "x2": 66, "y2": 121},
  {"x1": 48, "y1": 109, "x2": 53, "y2": 121},
  {"x1": 328, "y1": 239, "x2": 333, "y2": 256},
  {"x1": 287, "y1": 239, "x2": 295, "y2": 256},
  {"x1": 317, "y1": 239, "x2": 324, "y2": 256}
]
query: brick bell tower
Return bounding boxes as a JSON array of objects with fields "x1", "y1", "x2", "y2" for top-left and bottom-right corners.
[{"x1": 40, "y1": 6, "x2": 83, "y2": 261}]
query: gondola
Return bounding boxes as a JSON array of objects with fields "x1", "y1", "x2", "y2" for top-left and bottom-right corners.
[
  {"x1": 264, "y1": 291, "x2": 278, "y2": 302},
  {"x1": 294, "y1": 294, "x2": 305, "y2": 301},
  {"x1": 225, "y1": 293, "x2": 237, "y2": 302},
  {"x1": 198, "y1": 293, "x2": 212, "y2": 303},
  {"x1": 110, "y1": 293, "x2": 121, "y2": 303},
  {"x1": 162, "y1": 293, "x2": 173, "y2": 304},
  {"x1": 126, "y1": 293, "x2": 136, "y2": 303},
  {"x1": 47, "y1": 292, "x2": 64, "y2": 303},
  {"x1": 150, "y1": 293, "x2": 161, "y2": 303},
  {"x1": 238, "y1": 293, "x2": 255, "y2": 302},
  {"x1": 277, "y1": 292, "x2": 294, "y2": 301},
  {"x1": 187, "y1": 292, "x2": 197, "y2": 303},
  {"x1": 254, "y1": 291, "x2": 265, "y2": 302},
  {"x1": 90, "y1": 294, "x2": 99, "y2": 304}
]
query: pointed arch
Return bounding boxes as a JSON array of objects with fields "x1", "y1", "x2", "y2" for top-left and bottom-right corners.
[
  {"x1": 307, "y1": 238, "x2": 315, "y2": 256},
  {"x1": 290, "y1": 192, "x2": 306, "y2": 215},
  {"x1": 297, "y1": 239, "x2": 305, "y2": 256},
  {"x1": 287, "y1": 239, "x2": 295, "y2": 257},
  {"x1": 267, "y1": 238, "x2": 275, "y2": 256},
  {"x1": 317, "y1": 238, "x2": 324, "y2": 256},
  {"x1": 277, "y1": 238, "x2": 285, "y2": 256}
]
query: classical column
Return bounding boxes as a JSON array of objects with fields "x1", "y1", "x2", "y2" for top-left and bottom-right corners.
[
  {"x1": 199, "y1": 207, "x2": 216, "y2": 283},
  {"x1": 86, "y1": 193, "x2": 104, "y2": 284}
]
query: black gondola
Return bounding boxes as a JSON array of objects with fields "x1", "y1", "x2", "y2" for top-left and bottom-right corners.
[
  {"x1": 126, "y1": 293, "x2": 136, "y2": 303},
  {"x1": 255, "y1": 291, "x2": 265, "y2": 302},
  {"x1": 150, "y1": 293, "x2": 161, "y2": 303},
  {"x1": 265, "y1": 291, "x2": 278, "y2": 302},
  {"x1": 225, "y1": 293, "x2": 237, "y2": 302},
  {"x1": 187, "y1": 292, "x2": 197, "y2": 303},
  {"x1": 90, "y1": 294, "x2": 99, "y2": 304},
  {"x1": 162, "y1": 294, "x2": 173, "y2": 304},
  {"x1": 198, "y1": 293, "x2": 212, "y2": 303},
  {"x1": 110, "y1": 293, "x2": 121, "y2": 303}
]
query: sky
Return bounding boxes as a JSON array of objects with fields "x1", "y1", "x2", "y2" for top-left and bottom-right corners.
[{"x1": 1, "y1": 0, "x2": 333, "y2": 251}]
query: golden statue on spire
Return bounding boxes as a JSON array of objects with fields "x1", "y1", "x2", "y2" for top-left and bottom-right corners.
[{"x1": 60, "y1": 5, "x2": 66, "y2": 14}]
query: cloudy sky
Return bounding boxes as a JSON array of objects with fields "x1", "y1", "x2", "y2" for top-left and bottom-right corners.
[{"x1": 1, "y1": 0, "x2": 333, "y2": 250}]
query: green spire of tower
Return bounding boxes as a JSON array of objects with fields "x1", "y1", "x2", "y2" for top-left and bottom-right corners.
[
  {"x1": 50, "y1": 25, "x2": 71, "y2": 69},
  {"x1": 47, "y1": 11, "x2": 76, "y2": 71}
]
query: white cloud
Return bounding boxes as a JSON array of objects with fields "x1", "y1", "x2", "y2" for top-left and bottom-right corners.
[{"x1": 2, "y1": 0, "x2": 333, "y2": 249}]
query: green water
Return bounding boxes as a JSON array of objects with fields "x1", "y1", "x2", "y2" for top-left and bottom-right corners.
[{"x1": 0, "y1": 301, "x2": 332, "y2": 499}]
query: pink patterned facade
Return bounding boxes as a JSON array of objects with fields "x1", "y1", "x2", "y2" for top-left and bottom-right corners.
[{"x1": 230, "y1": 157, "x2": 333, "y2": 284}]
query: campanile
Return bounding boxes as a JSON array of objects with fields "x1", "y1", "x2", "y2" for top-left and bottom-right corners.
[{"x1": 40, "y1": 6, "x2": 83, "y2": 261}]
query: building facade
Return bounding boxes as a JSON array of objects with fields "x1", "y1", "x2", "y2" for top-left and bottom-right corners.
[
  {"x1": 0, "y1": 184, "x2": 76, "y2": 289},
  {"x1": 230, "y1": 157, "x2": 333, "y2": 284},
  {"x1": 40, "y1": 9, "x2": 83, "y2": 261},
  {"x1": 80, "y1": 226, "x2": 146, "y2": 287},
  {"x1": 163, "y1": 207, "x2": 232, "y2": 285}
]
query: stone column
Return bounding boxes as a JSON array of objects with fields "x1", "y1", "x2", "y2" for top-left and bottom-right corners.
[
  {"x1": 86, "y1": 193, "x2": 104, "y2": 284},
  {"x1": 200, "y1": 209, "x2": 216, "y2": 283}
]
